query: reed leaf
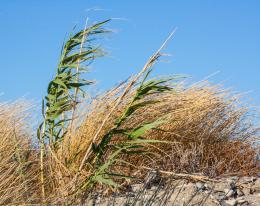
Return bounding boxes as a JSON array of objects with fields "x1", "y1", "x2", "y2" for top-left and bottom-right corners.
[
  {"x1": 86, "y1": 68, "x2": 182, "y2": 188},
  {"x1": 38, "y1": 19, "x2": 111, "y2": 145}
]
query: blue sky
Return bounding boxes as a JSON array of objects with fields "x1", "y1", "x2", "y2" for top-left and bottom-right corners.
[{"x1": 0, "y1": 1, "x2": 259, "y2": 106}]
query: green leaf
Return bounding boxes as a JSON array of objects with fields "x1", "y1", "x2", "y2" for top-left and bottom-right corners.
[
  {"x1": 62, "y1": 49, "x2": 98, "y2": 65},
  {"x1": 38, "y1": 19, "x2": 111, "y2": 148},
  {"x1": 125, "y1": 139, "x2": 171, "y2": 145},
  {"x1": 67, "y1": 81, "x2": 93, "y2": 88},
  {"x1": 97, "y1": 148, "x2": 122, "y2": 173},
  {"x1": 54, "y1": 118, "x2": 72, "y2": 127},
  {"x1": 117, "y1": 100, "x2": 159, "y2": 125},
  {"x1": 93, "y1": 175, "x2": 118, "y2": 188},
  {"x1": 105, "y1": 172, "x2": 135, "y2": 180},
  {"x1": 52, "y1": 78, "x2": 68, "y2": 89},
  {"x1": 128, "y1": 120, "x2": 166, "y2": 139},
  {"x1": 41, "y1": 98, "x2": 45, "y2": 117},
  {"x1": 37, "y1": 122, "x2": 43, "y2": 139}
]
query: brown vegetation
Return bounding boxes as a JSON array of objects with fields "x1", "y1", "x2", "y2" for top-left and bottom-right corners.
[
  {"x1": 0, "y1": 82, "x2": 259, "y2": 204},
  {"x1": 0, "y1": 101, "x2": 40, "y2": 204},
  {"x1": 63, "y1": 81, "x2": 259, "y2": 178}
]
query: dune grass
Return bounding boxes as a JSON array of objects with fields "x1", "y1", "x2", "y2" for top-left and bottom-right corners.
[
  {"x1": 0, "y1": 19, "x2": 259, "y2": 205},
  {"x1": 0, "y1": 100, "x2": 40, "y2": 204}
]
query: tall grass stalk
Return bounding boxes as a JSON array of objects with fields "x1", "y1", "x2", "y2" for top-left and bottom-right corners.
[
  {"x1": 37, "y1": 19, "x2": 111, "y2": 202},
  {"x1": 75, "y1": 28, "x2": 177, "y2": 181},
  {"x1": 69, "y1": 18, "x2": 89, "y2": 132},
  {"x1": 64, "y1": 29, "x2": 184, "y2": 195},
  {"x1": 39, "y1": 120, "x2": 46, "y2": 202}
]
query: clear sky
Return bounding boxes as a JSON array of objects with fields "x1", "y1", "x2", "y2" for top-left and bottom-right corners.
[{"x1": 0, "y1": 1, "x2": 259, "y2": 106}]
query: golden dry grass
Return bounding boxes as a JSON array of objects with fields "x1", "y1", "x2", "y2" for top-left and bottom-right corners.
[
  {"x1": 0, "y1": 100, "x2": 40, "y2": 205},
  {"x1": 52, "y1": 80, "x2": 259, "y2": 194},
  {"x1": 0, "y1": 81, "x2": 259, "y2": 205}
]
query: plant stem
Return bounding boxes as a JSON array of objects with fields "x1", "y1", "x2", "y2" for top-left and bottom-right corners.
[
  {"x1": 40, "y1": 119, "x2": 46, "y2": 203},
  {"x1": 72, "y1": 28, "x2": 177, "y2": 189},
  {"x1": 70, "y1": 18, "x2": 89, "y2": 132}
]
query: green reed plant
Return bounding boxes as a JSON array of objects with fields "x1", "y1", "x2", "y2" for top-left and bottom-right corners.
[
  {"x1": 37, "y1": 18, "x2": 181, "y2": 201},
  {"x1": 83, "y1": 68, "x2": 177, "y2": 188},
  {"x1": 38, "y1": 19, "x2": 110, "y2": 146},
  {"x1": 67, "y1": 29, "x2": 183, "y2": 195},
  {"x1": 37, "y1": 19, "x2": 110, "y2": 201}
]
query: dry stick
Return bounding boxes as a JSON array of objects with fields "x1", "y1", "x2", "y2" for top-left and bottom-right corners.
[
  {"x1": 39, "y1": 119, "x2": 46, "y2": 202},
  {"x1": 65, "y1": 18, "x2": 89, "y2": 160},
  {"x1": 65, "y1": 19, "x2": 88, "y2": 195},
  {"x1": 141, "y1": 166, "x2": 219, "y2": 183},
  {"x1": 72, "y1": 28, "x2": 177, "y2": 188}
]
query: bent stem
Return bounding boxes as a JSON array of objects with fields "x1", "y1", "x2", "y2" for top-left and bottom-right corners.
[
  {"x1": 69, "y1": 18, "x2": 89, "y2": 132},
  {"x1": 72, "y1": 28, "x2": 177, "y2": 190}
]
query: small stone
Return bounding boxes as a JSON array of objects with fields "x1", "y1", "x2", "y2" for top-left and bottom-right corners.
[
  {"x1": 224, "y1": 189, "x2": 235, "y2": 198},
  {"x1": 242, "y1": 188, "x2": 252, "y2": 196},
  {"x1": 124, "y1": 184, "x2": 133, "y2": 192},
  {"x1": 214, "y1": 181, "x2": 231, "y2": 192},
  {"x1": 236, "y1": 197, "x2": 247, "y2": 204},
  {"x1": 230, "y1": 182, "x2": 237, "y2": 190},
  {"x1": 131, "y1": 184, "x2": 142, "y2": 192},
  {"x1": 222, "y1": 199, "x2": 237, "y2": 206},
  {"x1": 236, "y1": 189, "x2": 244, "y2": 197},
  {"x1": 255, "y1": 177, "x2": 260, "y2": 184},
  {"x1": 184, "y1": 182, "x2": 196, "y2": 191},
  {"x1": 204, "y1": 190, "x2": 210, "y2": 194},
  {"x1": 243, "y1": 193, "x2": 260, "y2": 205},
  {"x1": 240, "y1": 177, "x2": 255, "y2": 184},
  {"x1": 196, "y1": 182, "x2": 205, "y2": 191},
  {"x1": 204, "y1": 183, "x2": 211, "y2": 190},
  {"x1": 214, "y1": 191, "x2": 226, "y2": 201},
  {"x1": 231, "y1": 176, "x2": 239, "y2": 181}
]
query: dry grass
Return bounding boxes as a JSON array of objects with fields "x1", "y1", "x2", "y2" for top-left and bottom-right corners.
[
  {"x1": 0, "y1": 80, "x2": 259, "y2": 205},
  {"x1": 0, "y1": 100, "x2": 40, "y2": 205},
  {"x1": 37, "y1": 79, "x2": 259, "y2": 205},
  {"x1": 58, "y1": 81, "x2": 259, "y2": 182}
]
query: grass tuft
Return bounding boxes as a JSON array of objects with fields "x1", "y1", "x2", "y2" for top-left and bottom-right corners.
[{"x1": 0, "y1": 100, "x2": 40, "y2": 205}]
